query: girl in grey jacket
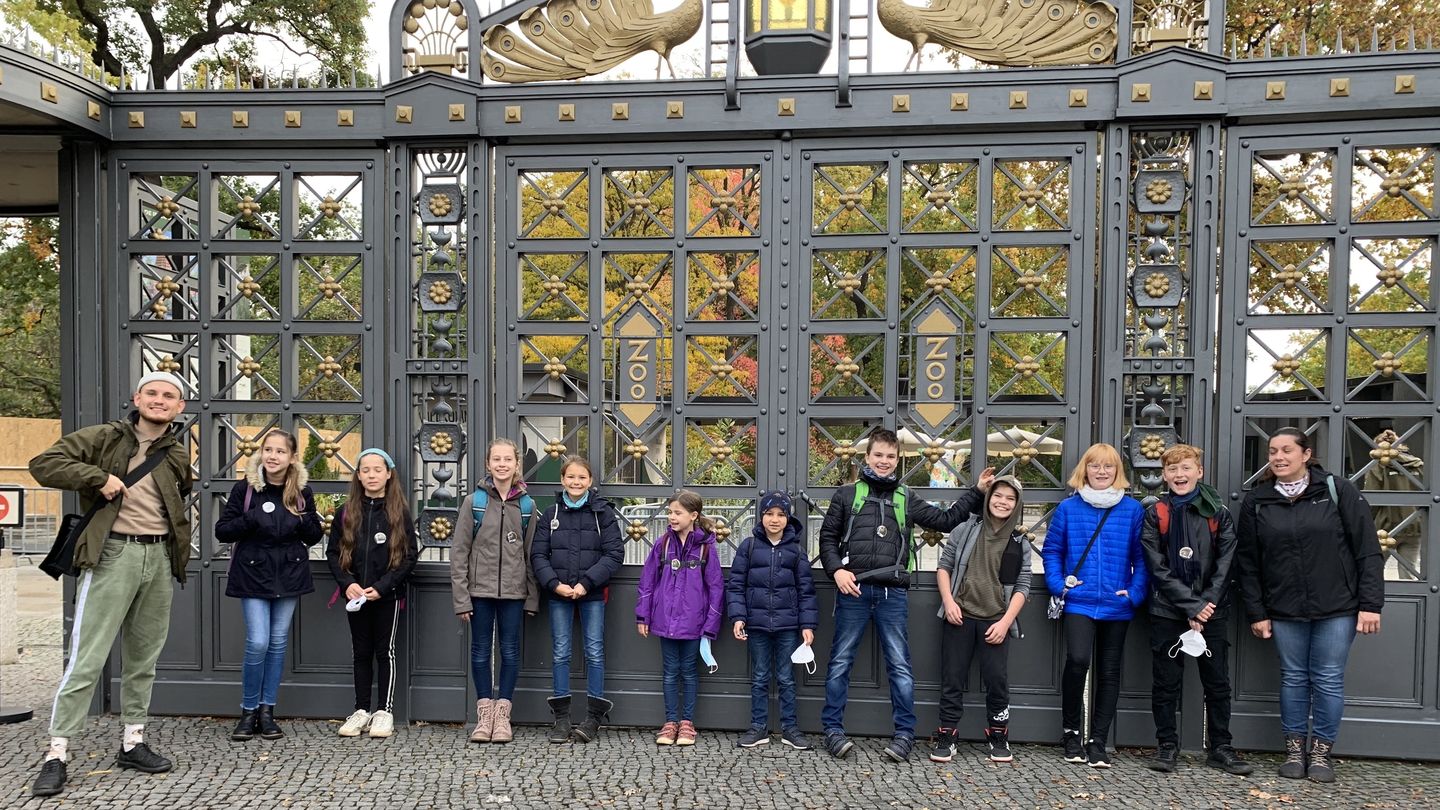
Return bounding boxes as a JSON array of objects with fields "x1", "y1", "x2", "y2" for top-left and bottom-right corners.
[{"x1": 929, "y1": 475, "x2": 1032, "y2": 765}]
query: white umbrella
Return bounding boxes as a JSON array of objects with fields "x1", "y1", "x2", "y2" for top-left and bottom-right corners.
[{"x1": 952, "y1": 427, "x2": 1064, "y2": 457}]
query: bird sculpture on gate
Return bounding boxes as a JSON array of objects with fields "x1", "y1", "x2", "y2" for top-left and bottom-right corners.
[
  {"x1": 482, "y1": 0, "x2": 704, "y2": 82},
  {"x1": 877, "y1": 0, "x2": 1119, "y2": 69}
]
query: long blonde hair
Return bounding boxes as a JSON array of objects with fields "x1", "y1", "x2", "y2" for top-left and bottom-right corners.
[
  {"x1": 245, "y1": 429, "x2": 308, "y2": 515},
  {"x1": 1066, "y1": 442, "x2": 1129, "y2": 490}
]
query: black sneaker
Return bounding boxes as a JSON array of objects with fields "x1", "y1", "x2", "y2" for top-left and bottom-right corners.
[
  {"x1": 31, "y1": 758, "x2": 67, "y2": 797},
  {"x1": 115, "y1": 742, "x2": 174, "y2": 774},
  {"x1": 737, "y1": 726, "x2": 770, "y2": 748},
  {"x1": 1062, "y1": 731, "x2": 1085, "y2": 763},
  {"x1": 986, "y1": 726, "x2": 1013, "y2": 763},
  {"x1": 1148, "y1": 743, "x2": 1179, "y2": 773},
  {"x1": 780, "y1": 727, "x2": 812, "y2": 750},
  {"x1": 884, "y1": 734, "x2": 914, "y2": 762},
  {"x1": 1085, "y1": 740, "x2": 1111, "y2": 769},
  {"x1": 1207, "y1": 744, "x2": 1254, "y2": 775},
  {"x1": 929, "y1": 727, "x2": 957, "y2": 762},
  {"x1": 824, "y1": 729, "x2": 854, "y2": 759}
]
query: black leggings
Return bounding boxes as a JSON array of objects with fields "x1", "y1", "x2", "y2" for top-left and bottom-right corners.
[
  {"x1": 937, "y1": 617, "x2": 1010, "y2": 729},
  {"x1": 348, "y1": 600, "x2": 400, "y2": 712},
  {"x1": 1061, "y1": 614, "x2": 1128, "y2": 743}
]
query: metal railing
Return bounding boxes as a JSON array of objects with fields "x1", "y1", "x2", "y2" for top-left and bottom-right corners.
[{"x1": 0, "y1": 486, "x2": 62, "y2": 556}]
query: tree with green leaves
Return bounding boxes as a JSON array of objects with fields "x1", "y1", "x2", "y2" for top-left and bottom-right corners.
[
  {"x1": 12, "y1": 0, "x2": 369, "y2": 85},
  {"x1": 1226, "y1": 0, "x2": 1440, "y2": 56},
  {"x1": 0, "y1": 219, "x2": 62, "y2": 418}
]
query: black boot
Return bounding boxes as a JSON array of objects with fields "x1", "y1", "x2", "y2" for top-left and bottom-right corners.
[
  {"x1": 547, "y1": 696, "x2": 573, "y2": 744},
  {"x1": 573, "y1": 695, "x2": 613, "y2": 743},
  {"x1": 231, "y1": 708, "x2": 259, "y2": 741},
  {"x1": 257, "y1": 704, "x2": 284, "y2": 740}
]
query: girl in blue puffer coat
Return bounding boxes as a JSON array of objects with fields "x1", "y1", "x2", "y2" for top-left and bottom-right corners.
[
  {"x1": 726, "y1": 491, "x2": 819, "y2": 751},
  {"x1": 531, "y1": 456, "x2": 624, "y2": 745},
  {"x1": 1041, "y1": 442, "x2": 1146, "y2": 769},
  {"x1": 636, "y1": 489, "x2": 723, "y2": 747}
]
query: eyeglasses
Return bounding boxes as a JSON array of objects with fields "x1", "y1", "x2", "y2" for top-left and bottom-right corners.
[{"x1": 1086, "y1": 462, "x2": 1117, "y2": 470}]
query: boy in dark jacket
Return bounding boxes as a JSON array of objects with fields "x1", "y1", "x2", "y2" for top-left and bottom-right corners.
[
  {"x1": 818, "y1": 428, "x2": 993, "y2": 762},
  {"x1": 727, "y1": 491, "x2": 819, "y2": 751},
  {"x1": 1140, "y1": 445, "x2": 1252, "y2": 775}
]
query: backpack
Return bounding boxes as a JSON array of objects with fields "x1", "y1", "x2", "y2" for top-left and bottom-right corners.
[
  {"x1": 1155, "y1": 501, "x2": 1218, "y2": 537},
  {"x1": 472, "y1": 489, "x2": 534, "y2": 535}
]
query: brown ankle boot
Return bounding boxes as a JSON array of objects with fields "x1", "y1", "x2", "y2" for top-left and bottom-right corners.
[
  {"x1": 469, "y1": 698, "x2": 494, "y2": 743},
  {"x1": 491, "y1": 699, "x2": 513, "y2": 743}
]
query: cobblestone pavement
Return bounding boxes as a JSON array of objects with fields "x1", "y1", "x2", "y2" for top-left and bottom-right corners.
[
  {"x1": 3, "y1": 716, "x2": 1438, "y2": 808},
  {"x1": 3, "y1": 565, "x2": 1438, "y2": 809}
]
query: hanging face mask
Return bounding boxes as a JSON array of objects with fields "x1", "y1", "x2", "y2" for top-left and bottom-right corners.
[
  {"x1": 1168, "y1": 629, "x2": 1211, "y2": 658},
  {"x1": 345, "y1": 594, "x2": 367, "y2": 613},
  {"x1": 699, "y1": 637, "x2": 719, "y2": 674},
  {"x1": 790, "y1": 642, "x2": 816, "y2": 675}
]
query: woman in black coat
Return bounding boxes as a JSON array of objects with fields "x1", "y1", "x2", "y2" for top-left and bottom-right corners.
[{"x1": 1236, "y1": 427, "x2": 1383, "y2": 783}]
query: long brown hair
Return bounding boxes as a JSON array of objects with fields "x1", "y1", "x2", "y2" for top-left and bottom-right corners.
[{"x1": 338, "y1": 454, "x2": 411, "y2": 574}]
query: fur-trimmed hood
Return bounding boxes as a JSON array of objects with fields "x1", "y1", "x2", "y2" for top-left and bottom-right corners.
[{"x1": 245, "y1": 450, "x2": 309, "y2": 491}]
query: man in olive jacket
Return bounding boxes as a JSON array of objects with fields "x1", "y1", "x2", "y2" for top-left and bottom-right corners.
[{"x1": 28, "y1": 372, "x2": 193, "y2": 798}]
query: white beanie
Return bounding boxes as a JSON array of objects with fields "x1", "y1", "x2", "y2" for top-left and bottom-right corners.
[{"x1": 135, "y1": 371, "x2": 186, "y2": 396}]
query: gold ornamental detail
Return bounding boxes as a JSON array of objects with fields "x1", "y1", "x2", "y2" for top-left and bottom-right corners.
[
  {"x1": 429, "y1": 516, "x2": 453, "y2": 542},
  {"x1": 1272, "y1": 355, "x2": 1300, "y2": 377},
  {"x1": 429, "y1": 432, "x2": 455, "y2": 455},
  {"x1": 1139, "y1": 434, "x2": 1167, "y2": 460},
  {"x1": 879, "y1": 0, "x2": 1119, "y2": 68},
  {"x1": 481, "y1": 0, "x2": 703, "y2": 83}
]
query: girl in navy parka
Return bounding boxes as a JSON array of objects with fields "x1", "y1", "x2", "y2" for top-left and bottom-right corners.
[
  {"x1": 215, "y1": 429, "x2": 323, "y2": 743},
  {"x1": 726, "y1": 491, "x2": 818, "y2": 751},
  {"x1": 636, "y1": 489, "x2": 723, "y2": 747},
  {"x1": 1041, "y1": 442, "x2": 1146, "y2": 769},
  {"x1": 531, "y1": 456, "x2": 624, "y2": 744}
]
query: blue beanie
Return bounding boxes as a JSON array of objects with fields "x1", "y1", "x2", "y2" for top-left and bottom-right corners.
[{"x1": 757, "y1": 490, "x2": 793, "y2": 518}]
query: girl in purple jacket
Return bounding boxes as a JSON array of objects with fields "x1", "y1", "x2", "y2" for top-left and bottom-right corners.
[{"x1": 636, "y1": 490, "x2": 724, "y2": 746}]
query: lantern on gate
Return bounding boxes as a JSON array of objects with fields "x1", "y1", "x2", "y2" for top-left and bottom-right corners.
[{"x1": 744, "y1": 0, "x2": 833, "y2": 75}]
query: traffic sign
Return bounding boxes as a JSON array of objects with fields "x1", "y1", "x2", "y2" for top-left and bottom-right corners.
[{"x1": 0, "y1": 487, "x2": 23, "y2": 527}]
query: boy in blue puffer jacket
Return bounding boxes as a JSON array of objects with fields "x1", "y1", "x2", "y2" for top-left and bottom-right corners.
[{"x1": 727, "y1": 491, "x2": 819, "y2": 751}]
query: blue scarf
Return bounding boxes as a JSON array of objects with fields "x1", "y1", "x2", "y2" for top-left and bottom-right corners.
[
  {"x1": 563, "y1": 491, "x2": 590, "y2": 509},
  {"x1": 1167, "y1": 490, "x2": 1200, "y2": 586}
]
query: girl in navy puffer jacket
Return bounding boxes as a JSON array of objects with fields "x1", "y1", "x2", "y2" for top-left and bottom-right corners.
[
  {"x1": 1040, "y1": 443, "x2": 1146, "y2": 768},
  {"x1": 726, "y1": 491, "x2": 819, "y2": 749},
  {"x1": 531, "y1": 456, "x2": 624, "y2": 744}
]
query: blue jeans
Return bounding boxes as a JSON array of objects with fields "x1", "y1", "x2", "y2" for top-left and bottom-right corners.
[
  {"x1": 240, "y1": 596, "x2": 299, "y2": 710},
  {"x1": 821, "y1": 584, "x2": 914, "y2": 738},
  {"x1": 747, "y1": 629, "x2": 799, "y2": 731},
  {"x1": 659, "y1": 637, "x2": 700, "y2": 722},
  {"x1": 1271, "y1": 615, "x2": 1357, "y2": 742},
  {"x1": 548, "y1": 597, "x2": 606, "y2": 699},
  {"x1": 470, "y1": 597, "x2": 524, "y2": 701}
]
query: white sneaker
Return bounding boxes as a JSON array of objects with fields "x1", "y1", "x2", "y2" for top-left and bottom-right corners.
[
  {"x1": 368, "y1": 710, "x2": 394, "y2": 738},
  {"x1": 338, "y1": 710, "x2": 371, "y2": 737}
]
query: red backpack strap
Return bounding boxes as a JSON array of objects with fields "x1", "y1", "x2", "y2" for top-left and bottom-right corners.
[
  {"x1": 1207, "y1": 515, "x2": 1219, "y2": 535},
  {"x1": 1156, "y1": 501, "x2": 1170, "y2": 536}
]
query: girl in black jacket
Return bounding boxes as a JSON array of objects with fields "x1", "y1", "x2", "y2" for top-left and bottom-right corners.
[
  {"x1": 215, "y1": 429, "x2": 323, "y2": 742},
  {"x1": 1236, "y1": 427, "x2": 1383, "y2": 783},
  {"x1": 530, "y1": 456, "x2": 624, "y2": 744},
  {"x1": 325, "y1": 449, "x2": 419, "y2": 739}
]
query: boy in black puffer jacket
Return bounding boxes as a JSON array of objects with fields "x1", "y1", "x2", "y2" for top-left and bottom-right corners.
[
  {"x1": 727, "y1": 491, "x2": 820, "y2": 751},
  {"x1": 531, "y1": 457, "x2": 624, "y2": 743}
]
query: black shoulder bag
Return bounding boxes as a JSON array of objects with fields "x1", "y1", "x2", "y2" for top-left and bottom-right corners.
[
  {"x1": 40, "y1": 451, "x2": 169, "y2": 580},
  {"x1": 1046, "y1": 506, "x2": 1115, "y2": 620}
]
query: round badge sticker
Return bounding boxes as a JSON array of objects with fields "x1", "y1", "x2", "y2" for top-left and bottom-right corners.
[
  {"x1": 374, "y1": 532, "x2": 387, "y2": 545},
  {"x1": 670, "y1": 558, "x2": 681, "y2": 572},
  {"x1": 262, "y1": 501, "x2": 276, "y2": 514},
  {"x1": 876, "y1": 525, "x2": 887, "y2": 538},
  {"x1": 1179, "y1": 547, "x2": 1194, "y2": 559},
  {"x1": 550, "y1": 518, "x2": 559, "y2": 531},
  {"x1": 1064, "y1": 575, "x2": 1080, "y2": 589}
]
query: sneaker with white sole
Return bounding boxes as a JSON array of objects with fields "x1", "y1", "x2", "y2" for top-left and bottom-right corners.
[
  {"x1": 368, "y1": 710, "x2": 395, "y2": 738},
  {"x1": 338, "y1": 710, "x2": 372, "y2": 737}
]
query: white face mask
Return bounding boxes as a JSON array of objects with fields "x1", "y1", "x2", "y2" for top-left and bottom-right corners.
[
  {"x1": 1169, "y1": 629, "x2": 1211, "y2": 658},
  {"x1": 345, "y1": 595, "x2": 367, "y2": 613},
  {"x1": 699, "y1": 637, "x2": 719, "y2": 674},
  {"x1": 790, "y1": 642, "x2": 816, "y2": 675}
]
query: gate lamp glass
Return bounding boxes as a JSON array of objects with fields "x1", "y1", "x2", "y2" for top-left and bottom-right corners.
[{"x1": 745, "y1": 0, "x2": 833, "y2": 75}]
